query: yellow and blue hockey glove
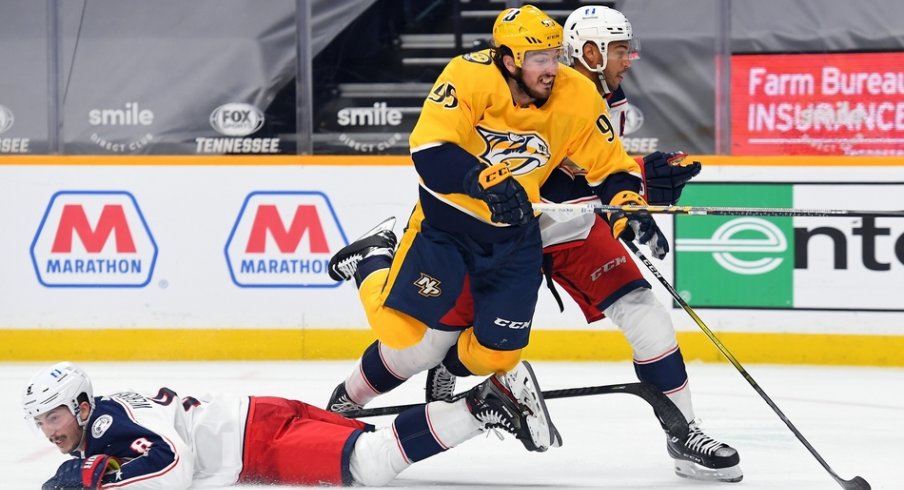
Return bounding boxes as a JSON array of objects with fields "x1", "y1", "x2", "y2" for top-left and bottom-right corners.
[
  {"x1": 607, "y1": 190, "x2": 669, "y2": 259},
  {"x1": 463, "y1": 163, "x2": 534, "y2": 225}
]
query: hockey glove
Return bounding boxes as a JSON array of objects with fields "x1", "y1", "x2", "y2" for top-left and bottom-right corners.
[
  {"x1": 463, "y1": 162, "x2": 534, "y2": 225},
  {"x1": 607, "y1": 191, "x2": 669, "y2": 259},
  {"x1": 43, "y1": 455, "x2": 121, "y2": 490},
  {"x1": 642, "y1": 151, "x2": 701, "y2": 205}
]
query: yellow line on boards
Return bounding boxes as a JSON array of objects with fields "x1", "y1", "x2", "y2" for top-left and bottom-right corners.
[{"x1": 1, "y1": 329, "x2": 901, "y2": 366}]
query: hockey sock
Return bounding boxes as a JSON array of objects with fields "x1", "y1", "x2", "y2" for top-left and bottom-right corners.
[
  {"x1": 634, "y1": 346, "x2": 695, "y2": 422},
  {"x1": 354, "y1": 254, "x2": 392, "y2": 288},
  {"x1": 345, "y1": 341, "x2": 406, "y2": 405},
  {"x1": 392, "y1": 398, "x2": 482, "y2": 463},
  {"x1": 440, "y1": 345, "x2": 475, "y2": 377}
]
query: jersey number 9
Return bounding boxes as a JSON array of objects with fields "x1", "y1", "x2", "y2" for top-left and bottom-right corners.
[{"x1": 596, "y1": 114, "x2": 616, "y2": 143}]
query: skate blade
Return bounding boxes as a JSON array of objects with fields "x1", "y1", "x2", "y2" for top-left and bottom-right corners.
[
  {"x1": 354, "y1": 216, "x2": 396, "y2": 241},
  {"x1": 507, "y1": 360, "x2": 558, "y2": 451},
  {"x1": 673, "y1": 459, "x2": 743, "y2": 483}
]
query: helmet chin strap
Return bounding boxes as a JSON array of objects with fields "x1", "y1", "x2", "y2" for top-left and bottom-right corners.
[
  {"x1": 576, "y1": 52, "x2": 611, "y2": 95},
  {"x1": 74, "y1": 402, "x2": 93, "y2": 428},
  {"x1": 596, "y1": 70, "x2": 612, "y2": 95}
]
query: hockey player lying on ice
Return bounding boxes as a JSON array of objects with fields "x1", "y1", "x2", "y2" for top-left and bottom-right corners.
[{"x1": 26, "y1": 361, "x2": 553, "y2": 489}]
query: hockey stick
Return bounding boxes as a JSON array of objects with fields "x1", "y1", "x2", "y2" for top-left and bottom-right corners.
[
  {"x1": 344, "y1": 381, "x2": 690, "y2": 442},
  {"x1": 534, "y1": 202, "x2": 904, "y2": 222},
  {"x1": 621, "y1": 238, "x2": 871, "y2": 490}
]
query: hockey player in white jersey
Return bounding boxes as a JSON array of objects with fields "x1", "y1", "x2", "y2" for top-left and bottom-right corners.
[
  {"x1": 25, "y1": 361, "x2": 555, "y2": 489},
  {"x1": 548, "y1": 6, "x2": 741, "y2": 483}
]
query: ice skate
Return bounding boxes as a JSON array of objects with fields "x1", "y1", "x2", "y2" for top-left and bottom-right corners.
[
  {"x1": 328, "y1": 217, "x2": 397, "y2": 282},
  {"x1": 667, "y1": 420, "x2": 742, "y2": 482},
  {"x1": 466, "y1": 360, "x2": 559, "y2": 452},
  {"x1": 326, "y1": 382, "x2": 363, "y2": 414},
  {"x1": 425, "y1": 364, "x2": 456, "y2": 402}
]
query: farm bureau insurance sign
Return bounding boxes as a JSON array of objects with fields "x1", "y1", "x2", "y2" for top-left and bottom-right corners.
[{"x1": 731, "y1": 53, "x2": 904, "y2": 156}]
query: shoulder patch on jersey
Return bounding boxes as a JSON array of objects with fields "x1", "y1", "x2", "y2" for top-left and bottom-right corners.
[
  {"x1": 462, "y1": 51, "x2": 492, "y2": 65},
  {"x1": 92, "y1": 414, "x2": 114, "y2": 438},
  {"x1": 476, "y1": 126, "x2": 551, "y2": 175}
]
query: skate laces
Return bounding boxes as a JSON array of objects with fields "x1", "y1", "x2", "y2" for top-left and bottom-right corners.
[
  {"x1": 685, "y1": 421, "x2": 731, "y2": 456},
  {"x1": 329, "y1": 393, "x2": 363, "y2": 413},
  {"x1": 475, "y1": 406, "x2": 518, "y2": 435},
  {"x1": 429, "y1": 365, "x2": 456, "y2": 402},
  {"x1": 332, "y1": 255, "x2": 363, "y2": 280}
]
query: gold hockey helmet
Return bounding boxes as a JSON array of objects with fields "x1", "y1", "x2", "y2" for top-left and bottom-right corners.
[{"x1": 492, "y1": 5, "x2": 563, "y2": 67}]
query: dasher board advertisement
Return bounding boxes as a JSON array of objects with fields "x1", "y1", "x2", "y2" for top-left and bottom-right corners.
[
  {"x1": 675, "y1": 182, "x2": 904, "y2": 310},
  {"x1": 731, "y1": 53, "x2": 904, "y2": 156}
]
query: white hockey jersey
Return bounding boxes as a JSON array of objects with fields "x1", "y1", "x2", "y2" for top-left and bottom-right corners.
[
  {"x1": 74, "y1": 389, "x2": 248, "y2": 489},
  {"x1": 539, "y1": 86, "x2": 630, "y2": 248}
]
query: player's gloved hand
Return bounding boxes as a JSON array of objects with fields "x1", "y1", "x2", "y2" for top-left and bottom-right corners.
[
  {"x1": 463, "y1": 162, "x2": 534, "y2": 225},
  {"x1": 641, "y1": 151, "x2": 701, "y2": 205},
  {"x1": 81, "y1": 454, "x2": 120, "y2": 489},
  {"x1": 607, "y1": 190, "x2": 669, "y2": 259},
  {"x1": 43, "y1": 458, "x2": 86, "y2": 490},
  {"x1": 43, "y1": 455, "x2": 121, "y2": 490}
]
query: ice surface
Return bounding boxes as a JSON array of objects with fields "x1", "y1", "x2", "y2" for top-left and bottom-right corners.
[{"x1": 2, "y1": 360, "x2": 900, "y2": 489}]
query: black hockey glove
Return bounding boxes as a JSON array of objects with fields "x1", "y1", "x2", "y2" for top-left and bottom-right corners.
[
  {"x1": 607, "y1": 190, "x2": 669, "y2": 259},
  {"x1": 463, "y1": 162, "x2": 534, "y2": 225},
  {"x1": 643, "y1": 151, "x2": 701, "y2": 205}
]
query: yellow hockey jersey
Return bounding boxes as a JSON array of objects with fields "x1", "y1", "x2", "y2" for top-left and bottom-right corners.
[{"x1": 410, "y1": 49, "x2": 640, "y2": 227}]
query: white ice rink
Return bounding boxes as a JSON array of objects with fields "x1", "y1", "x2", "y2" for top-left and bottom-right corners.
[{"x1": 2, "y1": 360, "x2": 900, "y2": 489}]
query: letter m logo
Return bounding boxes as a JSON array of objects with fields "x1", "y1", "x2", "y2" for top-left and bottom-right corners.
[
  {"x1": 244, "y1": 204, "x2": 328, "y2": 253},
  {"x1": 51, "y1": 204, "x2": 136, "y2": 253}
]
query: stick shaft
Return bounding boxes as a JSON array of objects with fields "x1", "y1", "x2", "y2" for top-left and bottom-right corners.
[
  {"x1": 622, "y1": 239, "x2": 870, "y2": 490},
  {"x1": 342, "y1": 382, "x2": 644, "y2": 418},
  {"x1": 343, "y1": 381, "x2": 688, "y2": 441},
  {"x1": 533, "y1": 202, "x2": 904, "y2": 218}
]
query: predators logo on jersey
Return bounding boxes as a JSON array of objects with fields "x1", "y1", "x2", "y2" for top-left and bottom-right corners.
[{"x1": 476, "y1": 126, "x2": 551, "y2": 175}]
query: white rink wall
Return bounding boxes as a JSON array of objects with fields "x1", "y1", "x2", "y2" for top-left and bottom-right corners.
[{"x1": 1, "y1": 156, "x2": 903, "y2": 365}]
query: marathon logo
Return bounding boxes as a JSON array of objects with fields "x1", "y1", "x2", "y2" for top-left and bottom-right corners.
[
  {"x1": 0, "y1": 104, "x2": 31, "y2": 153},
  {"x1": 30, "y1": 191, "x2": 158, "y2": 287},
  {"x1": 197, "y1": 102, "x2": 279, "y2": 154},
  {"x1": 225, "y1": 191, "x2": 348, "y2": 287}
]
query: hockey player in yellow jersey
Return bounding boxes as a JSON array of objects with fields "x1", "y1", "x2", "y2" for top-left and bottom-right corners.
[{"x1": 326, "y1": 6, "x2": 669, "y2": 451}]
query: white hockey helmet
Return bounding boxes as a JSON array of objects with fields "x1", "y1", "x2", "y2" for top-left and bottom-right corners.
[
  {"x1": 563, "y1": 5, "x2": 639, "y2": 73},
  {"x1": 23, "y1": 361, "x2": 95, "y2": 427}
]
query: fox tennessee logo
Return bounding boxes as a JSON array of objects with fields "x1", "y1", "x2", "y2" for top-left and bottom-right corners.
[
  {"x1": 30, "y1": 191, "x2": 158, "y2": 287},
  {"x1": 225, "y1": 191, "x2": 348, "y2": 287},
  {"x1": 413, "y1": 273, "x2": 441, "y2": 297},
  {"x1": 476, "y1": 126, "x2": 551, "y2": 175}
]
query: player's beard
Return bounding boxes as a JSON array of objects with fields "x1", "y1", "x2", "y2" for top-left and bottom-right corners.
[{"x1": 513, "y1": 68, "x2": 550, "y2": 105}]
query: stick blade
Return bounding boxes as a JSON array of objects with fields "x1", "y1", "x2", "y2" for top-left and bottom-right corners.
[{"x1": 840, "y1": 476, "x2": 870, "y2": 490}]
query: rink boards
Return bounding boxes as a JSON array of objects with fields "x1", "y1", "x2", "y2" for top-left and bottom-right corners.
[{"x1": 1, "y1": 154, "x2": 903, "y2": 366}]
